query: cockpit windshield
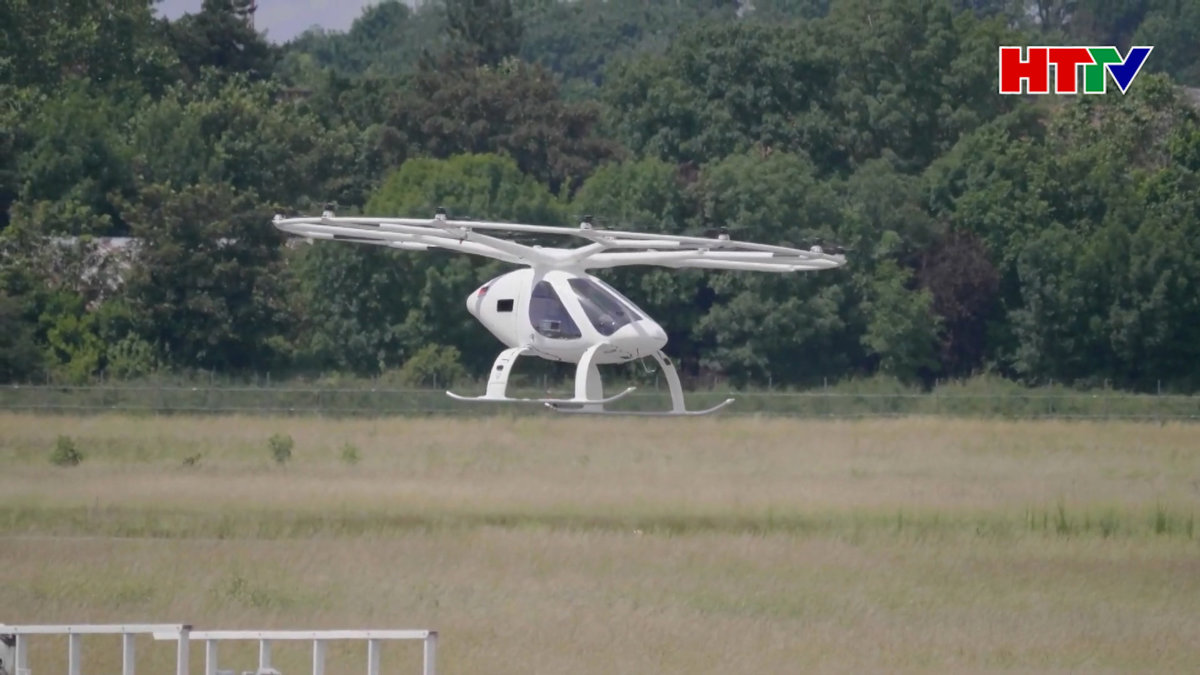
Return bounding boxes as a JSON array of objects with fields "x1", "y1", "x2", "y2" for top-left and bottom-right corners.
[{"x1": 568, "y1": 277, "x2": 643, "y2": 336}]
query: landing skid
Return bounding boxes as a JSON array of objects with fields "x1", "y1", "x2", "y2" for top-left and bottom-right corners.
[
  {"x1": 546, "y1": 397, "x2": 735, "y2": 416},
  {"x1": 446, "y1": 386, "x2": 637, "y2": 406},
  {"x1": 445, "y1": 346, "x2": 733, "y2": 416}
]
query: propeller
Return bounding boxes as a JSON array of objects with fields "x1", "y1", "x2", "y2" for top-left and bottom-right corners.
[
  {"x1": 569, "y1": 213, "x2": 636, "y2": 230},
  {"x1": 801, "y1": 240, "x2": 848, "y2": 255},
  {"x1": 676, "y1": 224, "x2": 751, "y2": 241},
  {"x1": 701, "y1": 226, "x2": 733, "y2": 241}
]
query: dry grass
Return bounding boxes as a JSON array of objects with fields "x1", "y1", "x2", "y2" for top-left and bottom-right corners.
[{"x1": 2, "y1": 414, "x2": 1199, "y2": 673}]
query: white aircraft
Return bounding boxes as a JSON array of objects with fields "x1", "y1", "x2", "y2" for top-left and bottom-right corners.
[{"x1": 273, "y1": 208, "x2": 846, "y2": 415}]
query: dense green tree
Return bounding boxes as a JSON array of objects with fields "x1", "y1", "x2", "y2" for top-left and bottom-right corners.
[
  {"x1": 822, "y1": 0, "x2": 1020, "y2": 171},
  {"x1": 366, "y1": 153, "x2": 564, "y2": 222},
  {"x1": 118, "y1": 182, "x2": 288, "y2": 372},
  {"x1": 281, "y1": 0, "x2": 444, "y2": 77},
  {"x1": 915, "y1": 231, "x2": 1000, "y2": 377},
  {"x1": 444, "y1": 0, "x2": 523, "y2": 66},
  {"x1": 0, "y1": 0, "x2": 177, "y2": 92},
  {"x1": 518, "y1": 0, "x2": 734, "y2": 86},
  {"x1": 926, "y1": 74, "x2": 1200, "y2": 387},
  {"x1": 38, "y1": 289, "x2": 105, "y2": 383},
  {"x1": 286, "y1": 242, "x2": 421, "y2": 374},
  {"x1": 0, "y1": 290, "x2": 39, "y2": 381},
  {"x1": 390, "y1": 54, "x2": 622, "y2": 195},
  {"x1": 690, "y1": 151, "x2": 853, "y2": 384},
  {"x1": 742, "y1": 0, "x2": 831, "y2": 20},
  {"x1": 569, "y1": 157, "x2": 692, "y2": 231},
  {"x1": 1132, "y1": 3, "x2": 1200, "y2": 86},
  {"x1": 12, "y1": 83, "x2": 135, "y2": 234},
  {"x1": 1110, "y1": 167, "x2": 1200, "y2": 388},
  {"x1": 860, "y1": 261, "x2": 941, "y2": 382},
  {"x1": 604, "y1": 21, "x2": 841, "y2": 169},
  {"x1": 0, "y1": 225, "x2": 48, "y2": 381},
  {"x1": 290, "y1": 154, "x2": 563, "y2": 375},
  {"x1": 167, "y1": 0, "x2": 276, "y2": 80},
  {"x1": 1008, "y1": 223, "x2": 1120, "y2": 384},
  {"x1": 605, "y1": 5, "x2": 1018, "y2": 174},
  {"x1": 127, "y1": 73, "x2": 363, "y2": 207},
  {"x1": 1068, "y1": 0, "x2": 1150, "y2": 45},
  {"x1": 838, "y1": 155, "x2": 941, "y2": 263},
  {"x1": 0, "y1": 85, "x2": 34, "y2": 229},
  {"x1": 0, "y1": 223, "x2": 143, "y2": 382}
]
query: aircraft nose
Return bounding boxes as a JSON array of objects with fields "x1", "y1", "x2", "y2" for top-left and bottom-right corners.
[
  {"x1": 612, "y1": 319, "x2": 668, "y2": 355},
  {"x1": 466, "y1": 287, "x2": 485, "y2": 318}
]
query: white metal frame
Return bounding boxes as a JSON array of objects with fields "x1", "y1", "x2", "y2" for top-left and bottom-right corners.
[
  {"x1": 0, "y1": 626, "x2": 436, "y2": 675},
  {"x1": 0, "y1": 624, "x2": 192, "y2": 675},
  {"x1": 273, "y1": 212, "x2": 847, "y2": 273},
  {"x1": 153, "y1": 629, "x2": 438, "y2": 675}
]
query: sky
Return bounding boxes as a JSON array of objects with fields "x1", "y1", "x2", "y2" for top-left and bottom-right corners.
[{"x1": 153, "y1": 0, "x2": 387, "y2": 43}]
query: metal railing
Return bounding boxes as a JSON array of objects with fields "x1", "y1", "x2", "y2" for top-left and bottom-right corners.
[
  {"x1": 0, "y1": 624, "x2": 437, "y2": 675},
  {"x1": 0, "y1": 624, "x2": 191, "y2": 675},
  {"x1": 159, "y1": 629, "x2": 437, "y2": 675}
]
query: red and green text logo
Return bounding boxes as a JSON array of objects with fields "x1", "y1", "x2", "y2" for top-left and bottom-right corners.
[{"x1": 998, "y1": 46, "x2": 1153, "y2": 95}]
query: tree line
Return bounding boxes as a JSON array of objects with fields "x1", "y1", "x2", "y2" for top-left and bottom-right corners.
[{"x1": 1, "y1": 0, "x2": 1198, "y2": 391}]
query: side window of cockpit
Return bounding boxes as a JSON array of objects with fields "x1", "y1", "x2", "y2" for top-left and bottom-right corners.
[{"x1": 529, "y1": 281, "x2": 582, "y2": 339}]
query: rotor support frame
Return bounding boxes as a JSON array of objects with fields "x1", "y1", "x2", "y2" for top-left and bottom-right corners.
[{"x1": 272, "y1": 213, "x2": 847, "y2": 273}]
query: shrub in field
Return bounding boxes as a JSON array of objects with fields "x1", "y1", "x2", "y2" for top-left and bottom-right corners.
[
  {"x1": 50, "y1": 435, "x2": 83, "y2": 466},
  {"x1": 340, "y1": 442, "x2": 361, "y2": 465},
  {"x1": 268, "y1": 433, "x2": 293, "y2": 465},
  {"x1": 389, "y1": 344, "x2": 469, "y2": 387}
]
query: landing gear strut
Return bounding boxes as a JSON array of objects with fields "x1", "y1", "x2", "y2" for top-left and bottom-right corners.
[{"x1": 446, "y1": 347, "x2": 734, "y2": 416}]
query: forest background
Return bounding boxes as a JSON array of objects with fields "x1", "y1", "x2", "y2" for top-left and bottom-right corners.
[{"x1": 2, "y1": 0, "x2": 1199, "y2": 393}]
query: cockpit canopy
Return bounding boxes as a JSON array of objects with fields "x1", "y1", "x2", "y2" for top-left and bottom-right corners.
[
  {"x1": 568, "y1": 277, "x2": 642, "y2": 335},
  {"x1": 529, "y1": 276, "x2": 646, "y2": 339},
  {"x1": 529, "y1": 279, "x2": 581, "y2": 339}
]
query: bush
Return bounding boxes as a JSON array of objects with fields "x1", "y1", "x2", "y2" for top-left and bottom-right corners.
[
  {"x1": 268, "y1": 433, "x2": 293, "y2": 465},
  {"x1": 105, "y1": 332, "x2": 160, "y2": 380},
  {"x1": 340, "y1": 442, "x2": 361, "y2": 465},
  {"x1": 389, "y1": 344, "x2": 469, "y2": 388},
  {"x1": 50, "y1": 435, "x2": 83, "y2": 466}
]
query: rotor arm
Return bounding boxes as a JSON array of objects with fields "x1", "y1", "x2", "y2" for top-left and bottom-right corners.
[
  {"x1": 354, "y1": 217, "x2": 549, "y2": 265},
  {"x1": 273, "y1": 218, "x2": 527, "y2": 265},
  {"x1": 581, "y1": 249, "x2": 846, "y2": 271},
  {"x1": 428, "y1": 227, "x2": 551, "y2": 267},
  {"x1": 660, "y1": 259, "x2": 841, "y2": 272}
]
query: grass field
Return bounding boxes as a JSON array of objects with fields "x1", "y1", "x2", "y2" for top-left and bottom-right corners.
[{"x1": 2, "y1": 413, "x2": 1199, "y2": 673}]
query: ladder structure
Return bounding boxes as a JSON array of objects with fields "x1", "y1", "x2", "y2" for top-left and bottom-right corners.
[
  {"x1": 0, "y1": 624, "x2": 191, "y2": 675},
  {"x1": 161, "y1": 629, "x2": 438, "y2": 675}
]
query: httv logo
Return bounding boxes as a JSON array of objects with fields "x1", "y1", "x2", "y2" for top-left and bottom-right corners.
[{"x1": 998, "y1": 46, "x2": 1153, "y2": 95}]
